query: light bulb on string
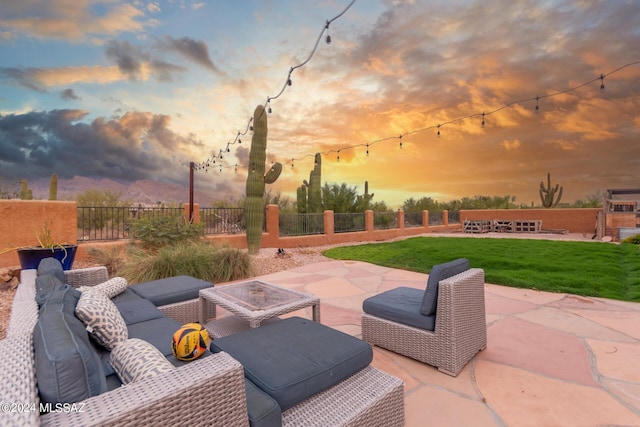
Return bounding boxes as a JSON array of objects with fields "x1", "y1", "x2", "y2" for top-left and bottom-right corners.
[
  {"x1": 337, "y1": 150, "x2": 340, "y2": 162},
  {"x1": 535, "y1": 95, "x2": 540, "y2": 112},
  {"x1": 366, "y1": 144, "x2": 369, "y2": 156},
  {"x1": 437, "y1": 125, "x2": 441, "y2": 138},
  {"x1": 481, "y1": 112, "x2": 485, "y2": 128},
  {"x1": 399, "y1": 135, "x2": 403, "y2": 149},
  {"x1": 267, "y1": 99, "x2": 272, "y2": 114},
  {"x1": 291, "y1": 158, "x2": 294, "y2": 169},
  {"x1": 325, "y1": 21, "x2": 331, "y2": 44},
  {"x1": 600, "y1": 74, "x2": 605, "y2": 92},
  {"x1": 219, "y1": 165, "x2": 222, "y2": 174},
  {"x1": 234, "y1": 164, "x2": 238, "y2": 173}
]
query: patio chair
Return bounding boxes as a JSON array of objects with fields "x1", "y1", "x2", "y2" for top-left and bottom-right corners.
[{"x1": 361, "y1": 258, "x2": 487, "y2": 376}]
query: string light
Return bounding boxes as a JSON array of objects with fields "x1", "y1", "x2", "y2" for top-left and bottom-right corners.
[
  {"x1": 535, "y1": 95, "x2": 540, "y2": 112},
  {"x1": 600, "y1": 73, "x2": 605, "y2": 92},
  {"x1": 437, "y1": 124, "x2": 441, "y2": 137},
  {"x1": 481, "y1": 112, "x2": 485, "y2": 128},
  {"x1": 399, "y1": 135, "x2": 403, "y2": 149},
  {"x1": 366, "y1": 143, "x2": 369, "y2": 156},
  {"x1": 193, "y1": 0, "x2": 357, "y2": 172}
]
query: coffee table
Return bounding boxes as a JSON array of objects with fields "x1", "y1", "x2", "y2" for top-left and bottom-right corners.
[{"x1": 199, "y1": 280, "x2": 321, "y2": 338}]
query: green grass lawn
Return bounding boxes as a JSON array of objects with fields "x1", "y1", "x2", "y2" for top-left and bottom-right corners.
[{"x1": 323, "y1": 237, "x2": 640, "y2": 302}]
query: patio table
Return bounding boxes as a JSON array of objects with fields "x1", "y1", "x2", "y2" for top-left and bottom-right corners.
[{"x1": 199, "y1": 280, "x2": 320, "y2": 338}]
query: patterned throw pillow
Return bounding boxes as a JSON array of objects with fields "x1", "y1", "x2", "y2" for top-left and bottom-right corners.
[
  {"x1": 75, "y1": 288, "x2": 128, "y2": 350},
  {"x1": 110, "y1": 338, "x2": 174, "y2": 384},
  {"x1": 80, "y1": 277, "x2": 128, "y2": 299}
]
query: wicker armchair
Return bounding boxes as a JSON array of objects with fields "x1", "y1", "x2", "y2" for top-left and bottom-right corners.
[{"x1": 362, "y1": 268, "x2": 487, "y2": 376}]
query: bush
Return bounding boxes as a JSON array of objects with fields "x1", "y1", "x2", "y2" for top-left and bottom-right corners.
[
  {"x1": 87, "y1": 245, "x2": 125, "y2": 276},
  {"x1": 129, "y1": 214, "x2": 203, "y2": 249},
  {"x1": 119, "y1": 242, "x2": 252, "y2": 284},
  {"x1": 622, "y1": 234, "x2": 640, "y2": 245}
]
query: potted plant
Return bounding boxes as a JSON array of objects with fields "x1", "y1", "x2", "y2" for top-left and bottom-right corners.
[{"x1": 16, "y1": 222, "x2": 77, "y2": 270}]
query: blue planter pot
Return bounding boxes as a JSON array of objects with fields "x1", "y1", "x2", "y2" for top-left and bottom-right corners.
[{"x1": 17, "y1": 245, "x2": 78, "y2": 271}]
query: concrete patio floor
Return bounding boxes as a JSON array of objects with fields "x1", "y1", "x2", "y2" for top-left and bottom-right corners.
[{"x1": 221, "y1": 259, "x2": 640, "y2": 427}]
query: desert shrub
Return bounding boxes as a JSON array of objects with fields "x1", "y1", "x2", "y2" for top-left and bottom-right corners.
[
  {"x1": 622, "y1": 234, "x2": 640, "y2": 245},
  {"x1": 87, "y1": 245, "x2": 125, "y2": 276},
  {"x1": 129, "y1": 214, "x2": 203, "y2": 249},
  {"x1": 119, "y1": 242, "x2": 252, "y2": 284}
]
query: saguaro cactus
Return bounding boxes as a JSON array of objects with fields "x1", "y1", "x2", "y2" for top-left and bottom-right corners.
[
  {"x1": 308, "y1": 153, "x2": 322, "y2": 213},
  {"x1": 20, "y1": 179, "x2": 33, "y2": 200},
  {"x1": 49, "y1": 173, "x2": 58, "y2": 200},
  {"x1": 245, "y1": 105, "x2": 282, "y2": 254},
  {"x1": 539, "y1": 172, "x2": 563, "y2": 208}
]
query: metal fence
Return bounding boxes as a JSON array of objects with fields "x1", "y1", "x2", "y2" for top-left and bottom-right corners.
[
  {"x1": 279, "y1": 213, "x2": 324, "y2": 236},
  {"x1": 374, "y1": 212, "x2": 397, "y2": 230},
  {"x1": 334, "y1": 212, "x2": 365, "y2": 233},
  {"x1": 77, "y1": 206, "x2": 183, "y2": 241},
  {"x1": 200, "y1": 207, "x2": 245, "y2": 235},
  {"x1": 448, "y1": 210, "x2": 461, "y2": 224},
  {"x1": 428, "y1": 210, "x2": 443, "y2": 225},
  {"x1": 404, "y1": 211, "x2": 423, "y2": 227}
]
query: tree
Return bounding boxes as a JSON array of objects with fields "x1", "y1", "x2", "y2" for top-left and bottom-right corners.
[{"x1": 321, "y1": 183, "x2": 359, "y2": 213}]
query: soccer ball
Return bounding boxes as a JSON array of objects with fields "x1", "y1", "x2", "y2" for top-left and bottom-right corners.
[{"x1": 172, "y1": 323, "x2": 210, "y2": 361}]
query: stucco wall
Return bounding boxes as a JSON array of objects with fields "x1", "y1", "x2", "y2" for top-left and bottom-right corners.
[
  {"x1": 0, "y1": 200, "x2": 78, "y2": 267},
  {"x1": 459, "y1": 208, "x2": 601, "y2": 234}
]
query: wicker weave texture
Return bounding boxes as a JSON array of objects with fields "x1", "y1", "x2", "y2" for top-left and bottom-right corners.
[
  {"x1": 362, "y1": 268, "x2": 487, "y2": 376},
  {"x1": 282, "y1": 366, "x2": 404, "y2": 427},
  {"x1": 0, "y1": 334, "x2": 39, "y2": 427},
  {"x1": 159, "y1": 298, "x2": 216, "y2": 324},
  {"x1": 40, "y1": 352, "x2": 249, "y2": 427},
  {"x1": 64, "y1": 267, "x2": 109, "y2": 288}
]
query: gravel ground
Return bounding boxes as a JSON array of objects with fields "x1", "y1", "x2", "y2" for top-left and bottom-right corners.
[{"x1": 0, "y1": 231, "x2": 598, "y2": 339}]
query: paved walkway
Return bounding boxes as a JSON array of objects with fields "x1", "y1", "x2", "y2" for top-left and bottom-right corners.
[{"x1": 233, "y1": 259, "x2": 640, "y2": 427}]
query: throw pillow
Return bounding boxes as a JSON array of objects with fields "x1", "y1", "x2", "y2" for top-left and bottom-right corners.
[
  {"x1": 110, "y1": 338, "x2": 174, "y2": 384},
  {"x1": 420, "y1": 258, "x2": 470, "y2": 316},
  {"x1": 80, "y1": 277, "x2": 128, "y2": 299},
  {"x1": 76, "y1": 288, "x2": 128, "y2": 350}
]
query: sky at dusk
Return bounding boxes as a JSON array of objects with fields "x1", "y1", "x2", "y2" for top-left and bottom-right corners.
[{"x1": 1, "y1": 0, "x2": 639, "y2": 208}]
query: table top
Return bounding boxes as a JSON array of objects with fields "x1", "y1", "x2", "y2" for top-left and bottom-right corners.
[{"x1": 200, "y1": 280, "x2": 319, "y2": 322}]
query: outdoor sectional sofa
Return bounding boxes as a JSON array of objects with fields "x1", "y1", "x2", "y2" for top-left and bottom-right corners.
[{"x1": 1, "y1": 259, "x2": 404, "y2": 426}]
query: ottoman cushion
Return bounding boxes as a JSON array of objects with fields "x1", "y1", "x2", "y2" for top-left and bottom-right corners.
[
  {"x1": 129, "y1": 275, "x2": 213, "y2": 306},
  {"x1": 363, "y1": 286, "x2": 436, "y2": 331},
  {"x1": 212, "y1": 317, "x2": 373, "y2": 410}
]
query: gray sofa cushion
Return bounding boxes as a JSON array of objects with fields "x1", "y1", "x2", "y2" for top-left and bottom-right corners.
[
  {"x1": 37, "y1": 257, "x2": 66, "y2": 282},
  {"x1": 33, "y1": 284, "x2": 107, "y2": 405},
  {"x1": 129, "y1": 275, "x2": 213, "y2": 306},
  {"x1": 127, "y1": 317, "x2": 183, "y2": 357},
  {"x1": 111, "y1": 287, "x2": 147, "y2": 304},
  {"x1": 115, "y1": 298, "x2": 164, "y2": 325},
  {"x1": 245, "y1": 379, "x2": 282, "y2": 427},
  {"x1": 35, "y1": 274, "x2": 65, "y2": 306},
  {"x1": 421, "y1": 258, "x2": 470, "y2": 316},
  {"x1": 212, "y1": 317, "x2": 373, "y2": 411},
  {"x1": 363, "y1": 287, "x2": 436, "y2": 331}
]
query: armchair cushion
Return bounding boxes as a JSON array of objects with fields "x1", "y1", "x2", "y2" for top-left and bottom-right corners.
[
  {"x1": 363, "y1": 287, "x2": 436, "y2": 331},
  {"x1": 213, "y1": 317, "x2": 373, "y2": 411},
  {"x1": 421, "y1": 258, "x2": 470, "y2": 316}
]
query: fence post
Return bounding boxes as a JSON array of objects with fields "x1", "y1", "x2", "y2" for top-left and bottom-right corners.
[
  {"x1": 397, "y1": 210, "x2": 405, "y2": 229},
  {"x1": 365, "y1": 210, "x2": 374, "y2": 233},
  {"x1": 442, "y1": 210, "x2": 449, "y2": 226},
  {"x1": 324, "y1": 210, "x2": 334, "y2": 238},
  {"x1": 423, "y1": 210, "x2": 429, "y2": 228},
  {"x1": 183, "y1": 203, "x2": 200, "y2": 224},
  {"x1": 265, "y1": 204, "x2": 279, "y2": 236}
]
